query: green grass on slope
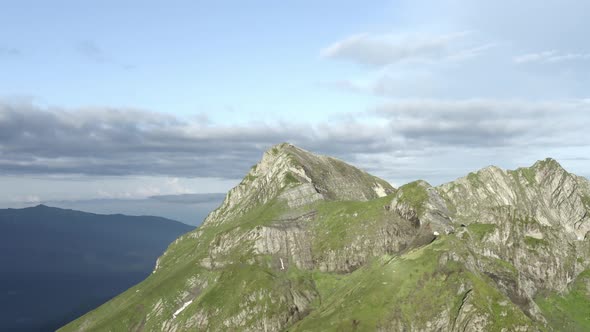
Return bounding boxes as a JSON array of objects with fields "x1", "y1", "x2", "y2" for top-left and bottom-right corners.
[
  {"x1": 310, "y1": 195, "x2": 397, "y2": 253},
  {"x1": 536, "y1": 269, "x2": 590, "y2": 332},
  {"x1": 157, "y1": 198, "x2": 288, "y2": 271},
  {"x1": 467, "y1": 223, "x2": 497, "y2": 241},
  {"x1": 508, "y1": 167, "x2": 537, "y2": 186},
  {"x1": 61, "y1": 190, "x2": 543, "y2": 332},
  {"x1": 396, "y1": 181, "x2": 429, "y2": 216},
  {"x1": 59, "y1": 199, "x2": 289, "y2": 331},
  {"x1": 289, "y1": 236, "x2": 535, "y2": 332},
  {"x1": 195, "y1": 262, "x2": 317, "y2": 328},
  {"x1": 61, "y1": 191, "x2": 396, "y2": 331}
]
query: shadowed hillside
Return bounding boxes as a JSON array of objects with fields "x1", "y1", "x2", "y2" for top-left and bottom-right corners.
[{"x1": 0, "y1": 205, "x2": 193, "y2": 331}]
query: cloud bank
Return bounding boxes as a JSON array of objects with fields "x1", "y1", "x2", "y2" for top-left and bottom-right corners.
[
  {"x1": 373, "y1": 99, "x2": 588, "y2": 147},
  {"x1": 0, "y1": 100, "x2": 391, "y2": 178},
  {"x1": 1, "y1": 99, "x2": 588, "y2": 182}
]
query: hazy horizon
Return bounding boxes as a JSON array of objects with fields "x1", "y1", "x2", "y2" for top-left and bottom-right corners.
[{"x1": 0, "y1": 192, "x2": 226, "y2": 226}]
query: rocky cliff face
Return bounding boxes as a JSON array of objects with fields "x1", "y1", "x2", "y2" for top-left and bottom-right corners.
[
  {"x1": 60, "y1": 145, "x2": 590, "y2": 332},
  {"x1": 435, "y1": 159, "x2": 590, "y2": 323}
]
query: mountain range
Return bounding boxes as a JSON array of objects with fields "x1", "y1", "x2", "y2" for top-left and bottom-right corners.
[
  {"x1": 0, "y1": 205, "x2": 193, "y2": 331},
  {"x1": 60, "y1": 143, "x2": 590, "y2": 331}
]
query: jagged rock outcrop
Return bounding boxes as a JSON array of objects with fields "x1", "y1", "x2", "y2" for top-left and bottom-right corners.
[
  {"x1": 437, "y1": 159, "x2": 590, "y2": 296},
  {"x1": 438, "y1": 159, "x2": 590, "y2": 239},
  {"x1": 252, "y1": 220, "x2": 314, "y2": 270},
  {"x1": 60, "y1": 145, "x2": 590, "y2": 332},
  {"x1": 389, "y1": 180, "x2": 454, "y2": 234}
]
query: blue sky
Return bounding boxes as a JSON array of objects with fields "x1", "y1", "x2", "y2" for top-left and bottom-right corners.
[
  {"x1": 6, "y1": 0, "x2": 585, "y2": 123},
  {"x1": 1, "y1": 1, "x2": 397, "y2": 122},
  {"x1": 1, "y1": 0, "x2": 589, "y2": 217}
]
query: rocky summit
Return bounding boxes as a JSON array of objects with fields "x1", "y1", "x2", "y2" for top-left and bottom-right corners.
[{"x1": 60, "y1": 143, "x2": 590, "y2": 332}]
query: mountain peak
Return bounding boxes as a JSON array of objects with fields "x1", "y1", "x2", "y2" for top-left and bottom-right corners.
[
  {"x1": 524, "y1": 157, "x2": 569, "y2": 185},
  {"x1": 531, "y1": 157, "x2": 565, "y2": 172},
  {"x1": 259, "y1": 143, "x2": 320, "y2": 171},
  {"x1": 267, "y1": 142, "x2": 298, "y2": 153},
  {"x1": 262, "y1": 142, "x2": 308, "y2": 157},
  {"x1": 256, "y1": 142, "x2": 307, "y2": 175},
  {"x1": 202, "y1": 143, "x2": 394, "y2": 226}
]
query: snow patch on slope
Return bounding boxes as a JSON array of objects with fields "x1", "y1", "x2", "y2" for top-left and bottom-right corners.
[{"x1": 173, "y1": 300, "x2": 193, "y2": 319}]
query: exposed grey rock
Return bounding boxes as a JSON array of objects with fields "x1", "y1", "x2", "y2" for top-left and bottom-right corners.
[
  {"x1": 252, "y1": 221, "x2": 314, "y2": 270},
  {"x1": 277, "y1": 183, "x2": 323, "y2": 209}
]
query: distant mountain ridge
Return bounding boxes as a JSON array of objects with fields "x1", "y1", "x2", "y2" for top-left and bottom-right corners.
[
  {"x1": 0, "y1": 205, "x2": 193, "y2": 332},
  {"x1": 2, "y1": 192, "x2": 226, "y2": 226},
  {"x1": 61, "y1": 143, "x2": 590, "y2": 331}
]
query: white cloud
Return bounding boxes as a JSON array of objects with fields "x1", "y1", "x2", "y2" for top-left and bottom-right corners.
[
  {"x1": 373, "y1": 98, "x2": 589, "y2": 148},
  {"x1": 1, "y1": 97, "x2": 589, "y2": 197},
  {"x1": 320, "y1": 31, "x2": 482, "y2": 67},
  {"x1": 0, "y1": 100, "x2": 394, "y2": 178},
  {"x1": 514, "y1": 50, "x2": 590, "y2": 64}
]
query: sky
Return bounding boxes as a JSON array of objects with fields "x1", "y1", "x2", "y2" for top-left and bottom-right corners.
[{"x1": 1, "y1": 0, "x2": 589, "y2": 219}]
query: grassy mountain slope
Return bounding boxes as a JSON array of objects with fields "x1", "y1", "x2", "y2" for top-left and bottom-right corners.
[{"x1": 60, "y1": 144, "x2": 590, "y2": 331}]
